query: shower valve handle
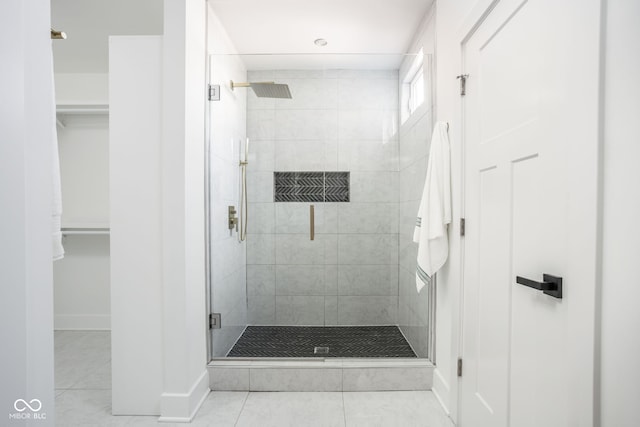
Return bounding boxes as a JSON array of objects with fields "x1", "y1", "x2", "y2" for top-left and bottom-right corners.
[{"x1": 228, "y1": 206, "x2": 238, "y2": 231}]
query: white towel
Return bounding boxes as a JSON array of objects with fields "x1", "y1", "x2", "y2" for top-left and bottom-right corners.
[
  {"x1": 413, "y1": 122, "x2": 451, "y2": 292},
  {"x1": 51, "y1": 47, "x2": 64, "y2": 261}
]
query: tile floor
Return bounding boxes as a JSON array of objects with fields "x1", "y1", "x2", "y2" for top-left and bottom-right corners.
[{"x1": 55, "y1": 331, "x2": 455, "y2": 426}]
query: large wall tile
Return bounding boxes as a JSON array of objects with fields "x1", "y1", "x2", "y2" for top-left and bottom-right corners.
[
  {"x1": 275, "y1": 203, "x2": 338, "y2": 234},
  {"x1": 338, "y1": 265, "x2": 398, "y2": 296},
  {"x1": 399, "y1": 234, "x2": 418, "y2": 271},
  {"x1": 247, "y1": 233, "x2": 275, "y2": 264},
  {"x1": 247, "y1": 265, "x2": 276, "y2": 296},
  {"x1": 338, "y1": 109, "x2": 398, "y2": 141},
  {"x1": 338, "y1": 139, "x2": 399, "y2": 172},
  {"x1": 248, "y1": 296, "x2": 275, "y2": 325},
  {"x1": 275, "y1": 78, "x2": 338, "y2": 110},
  {"x1": 337, "y1": 296, "x2": 398, "y2": 325},
  {"x1": 338, "y1": 203, "x2": 398, "y2": 234},
  {"x1": 338, "y1": 78, "x2": 399, "y2": 111},
  {"x1": 211, "y1": 236, "x2": 245, "y2": 283},
  {"x1": 249, "y1": 368, "x2": 342, "y2": 392},
  {"x1": 342, "y1": 367, "x2": 431, "y2": 391},
  {"x1": 350, "y1": 172, "x2": 398, "y2": 203},
  {"x1": 399, "y1": 200, "x2": 420, "y2": 239},
  {"x1": 399, "y1": 159, "x2": 427, "y2": 203},
  {"x1": 276, "y1": 296, "x2": 325, "y2": 325},
  {"x1": 246, "y1": 171, "x2": 273, "y2": 202},
  {"x1": 275, "y1": 234, "x2": 338, "y2": 265},
  {"x1": 276, "y1": 265, "x2": 326, "y2": 296},
  {"x1": 247, "y1": 140, "x2": 274, "y2": 171},
  {"x1": 338, "y1": 234, "x2": 398, "y2": 265},
  {"x1": 248, "y1": 202, "x2": 275, "y2": 234},
  {"x1": 276, "y1": 265, "x2": 337, "y2": 296},
  {"x1": 209, "y1": 368, "x2": 250, "y2": 391},
  {"x1": 247, "y1": 109, "x2": 275, "y2": 140},
  {"x1": 398, "y1": 110, "x2": 432, "y2": 170},
  {"x1": 275, "y1": 110, "x2": 338, "y2": 140},
  {"x1": 325, "y1": 296, "x2": 338, "y2": 325},
  {"x1": 274, "y1": 139, "x2": 338, "y2": 171}
]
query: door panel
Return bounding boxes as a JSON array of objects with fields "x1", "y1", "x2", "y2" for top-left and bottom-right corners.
[{"x1": 460, "y1": 0, "x2": 573, "y2": 426}]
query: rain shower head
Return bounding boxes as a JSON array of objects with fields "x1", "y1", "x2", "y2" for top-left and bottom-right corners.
[{"x1": 230, "y1": 81, "x2": 292, "y2": 99}]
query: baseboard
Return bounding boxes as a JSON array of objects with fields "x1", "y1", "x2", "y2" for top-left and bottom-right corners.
[
  {"x1": 158, "y1": 370, "x2": 210, "y2": 423},
  {"x1": 54, "y1": 314, "x2": 111, "y2": 330},
  {"x1": 432, "y1": 368, "x2": 451, "y2": 415}
]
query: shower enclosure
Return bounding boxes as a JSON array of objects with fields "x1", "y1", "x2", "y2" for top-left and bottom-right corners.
[{"x1": 206, "y1": 53, "x2": 435, "y2": 366}]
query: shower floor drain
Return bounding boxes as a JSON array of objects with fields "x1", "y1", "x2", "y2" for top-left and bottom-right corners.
[{"x1": 314, "y1": 346, "x2": 329, "y2": 355}]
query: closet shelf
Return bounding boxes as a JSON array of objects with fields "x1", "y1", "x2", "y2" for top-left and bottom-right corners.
[
  {"x1": 56, "y1": 104, "x2": 109, "y2": 114},
  {"x1": 56, "y1": 105, "x2": 109, "y2": 128}
]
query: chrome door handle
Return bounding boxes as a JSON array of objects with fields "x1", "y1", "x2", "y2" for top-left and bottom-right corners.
[{"x1": 516, "y1": 274, "x2": 563, "y2": 299}]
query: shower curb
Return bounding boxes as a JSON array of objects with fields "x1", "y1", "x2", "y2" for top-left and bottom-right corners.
[{"x1": 207, "y1": 358, "x2": 434, "y2": 392}]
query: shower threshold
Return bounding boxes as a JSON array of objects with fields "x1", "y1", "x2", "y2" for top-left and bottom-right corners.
[
  {"x1": 227, "y1": 325, "x2": 417, "y2": 358},
  {"x1": 208, "y1": 326, "x2": 433, "y2": 391}
]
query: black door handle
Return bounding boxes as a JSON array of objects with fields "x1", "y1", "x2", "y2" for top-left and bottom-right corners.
[{"x1": 515, "y1": 274, "x2": 563, "y2": 299}]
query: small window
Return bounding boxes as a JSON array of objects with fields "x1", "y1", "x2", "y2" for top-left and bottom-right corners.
[
  {"x1": 409, "y1": 65, "x2": 425, "y2": 114},
  {"x1": 401, "y1": 49, "x2": 425, "y2": 124}
]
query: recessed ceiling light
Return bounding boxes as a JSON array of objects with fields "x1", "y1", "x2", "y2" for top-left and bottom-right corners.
[{"x1": 314, "y1": 38, "x2": 328, "y2": 47}]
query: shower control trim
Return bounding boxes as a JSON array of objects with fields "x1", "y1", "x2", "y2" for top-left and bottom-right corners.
[{"x1": 228, "y1": 205, "x2": 238, "y2": 231}]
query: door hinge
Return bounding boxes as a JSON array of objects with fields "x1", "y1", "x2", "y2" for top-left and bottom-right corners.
[
  {"x1": 209, "y1": 313, "x2": 221, "y2": 329},
  {"x1": 460, "y1": 218, "x2": 466, "y2": 237},
  {"x1": 456, "y1": 74, "x2": 469, "y2": 96},
  {"x1": 208, "y1": 84, "x2": 220, "y2": 101},
  {"x1": 457, "y1": 358, "x2": 463, "y2": 377}
]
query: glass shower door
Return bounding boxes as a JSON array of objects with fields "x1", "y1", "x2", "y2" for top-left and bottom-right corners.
[{"x1": 206, "y1": 53, "x2": 249, "y2": 359}]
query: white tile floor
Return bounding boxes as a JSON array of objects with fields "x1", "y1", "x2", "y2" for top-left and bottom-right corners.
[{"x1": 55, "y1": 331, "x2": 455, "y2": 426}]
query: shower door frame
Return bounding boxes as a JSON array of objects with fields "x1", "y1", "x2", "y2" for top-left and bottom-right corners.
[{"x1": 204, "y1": 52, "x2": 439, "y2": 362}]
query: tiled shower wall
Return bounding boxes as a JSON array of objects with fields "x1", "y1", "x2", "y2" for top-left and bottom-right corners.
[
  {"x1": 246, "y1": 69, "x2": 399, "y2": 326},
  {"x1": 398, "y1": 107, "x2": 432, "y2": 358}
]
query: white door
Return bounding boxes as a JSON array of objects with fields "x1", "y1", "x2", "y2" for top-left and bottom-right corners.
[{"x1": 459, "y1": 0, "x2": 600, "y2": 426}]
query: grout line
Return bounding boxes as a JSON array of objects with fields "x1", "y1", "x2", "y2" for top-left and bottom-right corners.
[
  {"x1": 341, "y1": 388, "x2": 348, "y2": 427},
  {"x1": 234, "y1": 391, "x2": 251, "y2": 427}
]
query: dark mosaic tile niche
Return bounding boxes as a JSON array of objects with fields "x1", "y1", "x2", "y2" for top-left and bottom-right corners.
[{"x1": 274, "y1": 171, "x2": 350, "y2": 202}]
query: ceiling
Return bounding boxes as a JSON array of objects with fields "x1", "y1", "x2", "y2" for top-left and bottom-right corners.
[{"x1": 51, "y1": 0, "x2": 432, "y2": 73}]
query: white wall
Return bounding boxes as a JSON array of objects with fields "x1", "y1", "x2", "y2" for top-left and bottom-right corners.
[
  {"x1": 110, "y1": 1, "x2": 210, "y2": 419},
  {"x1": 53, "y1": 236, "x2": 110, "y2": 330},
  {"x1": 207, "y1": 5, "x2": 248, "y2": 357},
  {"x1": 0, "y1": 0, "x2": 56, "y2": 425},
  {"x1": 109, "y1": 35, "x2": 164, "y2": 415},
  {"x1": 430, "y1": 1, "x2": 478, "y2": 418},
  {"x1": 600, "y1": 0, "x2": 640, "y2": 425},
  {"x1": 55, "y1": 73, "x2": 108, "y2": 105},
  {"x1": 159, "y1": 0, "x2": 209, "y2": 421}
]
